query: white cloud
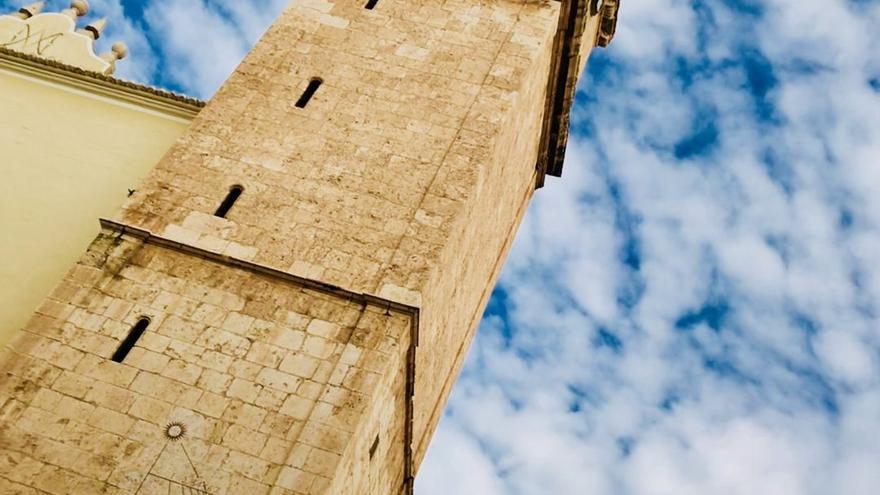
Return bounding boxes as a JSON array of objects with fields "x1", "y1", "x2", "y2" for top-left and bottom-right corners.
[
  {"x1": 141, "y1": 0, "x2": 253, "y2": 97},
  {"x1": 418, "y1": 422, "x2": 506, "y2": 495},
  {"x1": 137, "y1": 0, "x2": 289, "y2": 96},
  {"x1": 6, "y1": 0, "x2": 878, "y2": 493},
  {"x1": 418, "y1": 0, "x2": 880, "y2": 493}
]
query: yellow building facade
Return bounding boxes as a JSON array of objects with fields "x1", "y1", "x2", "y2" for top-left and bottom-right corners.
[
  {"x1": 0, "y1": 1, "x2": 620, "y2": 494},
  {"x1": 0, "y1": 2, "x2": 202, "y2": 346}
]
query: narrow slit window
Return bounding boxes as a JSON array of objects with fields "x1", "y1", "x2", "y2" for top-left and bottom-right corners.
[
  {"x1": 295, "y1": 78, "x2": 322, "y2": 108},
  {"x1": 112, "y1": 317, "x2": 150, "y2": 363},
  {"x1": 215, "y1": 185, "x2": 243, "y2": 218},
  {"x1": 365, "y1": 0, "x2": 379, "y2": 9},
  {"x1": 369, "y1": 434, "x2": 380, "y2": 459}
]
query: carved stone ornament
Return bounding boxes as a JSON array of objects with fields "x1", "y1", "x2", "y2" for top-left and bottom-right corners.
[{"x1": 597, "y1": 0, "x2": 621, "y2": 47}]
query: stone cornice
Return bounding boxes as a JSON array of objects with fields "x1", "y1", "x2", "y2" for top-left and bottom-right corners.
[
  {"x1": 597, "y1": 0, "x2": 621, "y2": 47},
  {"x1": 0, "y1": 46, "x2": 204, "y2": 120},
  {"x1": 537, "y1": 0, "x2": 621, "y2": 187},
  {"x1": 97, "y1": 218, "x2": 420, "y2": 495}
]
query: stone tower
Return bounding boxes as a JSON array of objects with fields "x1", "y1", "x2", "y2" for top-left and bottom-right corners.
[{"x1": 0, "y1": 0, "x2": 619, "y2": 494}]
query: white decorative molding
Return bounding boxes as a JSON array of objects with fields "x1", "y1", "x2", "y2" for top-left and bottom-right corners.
[{"x1": 0, "y1": 3, "x2": 124, "y2": 75}]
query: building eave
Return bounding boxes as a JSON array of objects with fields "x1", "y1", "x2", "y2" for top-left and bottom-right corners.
[
  {"x1": 0, "y1": 46, "x2": 205, "y2": 120},
  {"x1": 536, "y1": 0, "x2": 621, "y2": 188}
]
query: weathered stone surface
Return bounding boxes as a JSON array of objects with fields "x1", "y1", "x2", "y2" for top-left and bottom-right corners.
[
  {"x1": 1, "y1": 234, "x2": 411, "y2": 494},
  {"x1": 0, "y1": 0, "x2": 611, "y2": 493}
]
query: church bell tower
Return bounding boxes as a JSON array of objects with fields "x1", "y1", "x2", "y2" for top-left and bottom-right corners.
[{"x1": 0, "y1": 0, "x2": 619, "y2": 493}]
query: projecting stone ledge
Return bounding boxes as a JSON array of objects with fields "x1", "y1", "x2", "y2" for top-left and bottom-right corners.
[{"x1": 537, "y1": 0, "x2": 621, "y2": 187}]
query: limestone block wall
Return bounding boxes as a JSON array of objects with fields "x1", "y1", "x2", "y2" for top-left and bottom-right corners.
[
  {"x1": 409, "y1": 11, "x2": 558, "y2": 462},
  {"x1": 0, "y1": 0, "x2": 606, "y2": 492},
  {"x1": 0, "y1": 232, "x2": 412, "y2": 494},
  {"x1": 110, "y1": 0, "x2": 563, "y2": 474},
  {"x1": 117, "y1": 0, "x2": 559, "y2": 298}
]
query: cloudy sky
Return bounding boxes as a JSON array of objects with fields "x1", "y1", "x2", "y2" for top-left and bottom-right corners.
[{"x1": 6, "y1": 0, "x2": 880, "y2": 493}]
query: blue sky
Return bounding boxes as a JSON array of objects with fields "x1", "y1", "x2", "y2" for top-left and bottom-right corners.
[{"x1": 6, "y1": 1, "x2": 880, "y2": 493}]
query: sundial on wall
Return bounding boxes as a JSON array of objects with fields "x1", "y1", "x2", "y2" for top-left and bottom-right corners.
[{"x1": 135, "y1": 422, "x2": 218, "y2": 495}]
